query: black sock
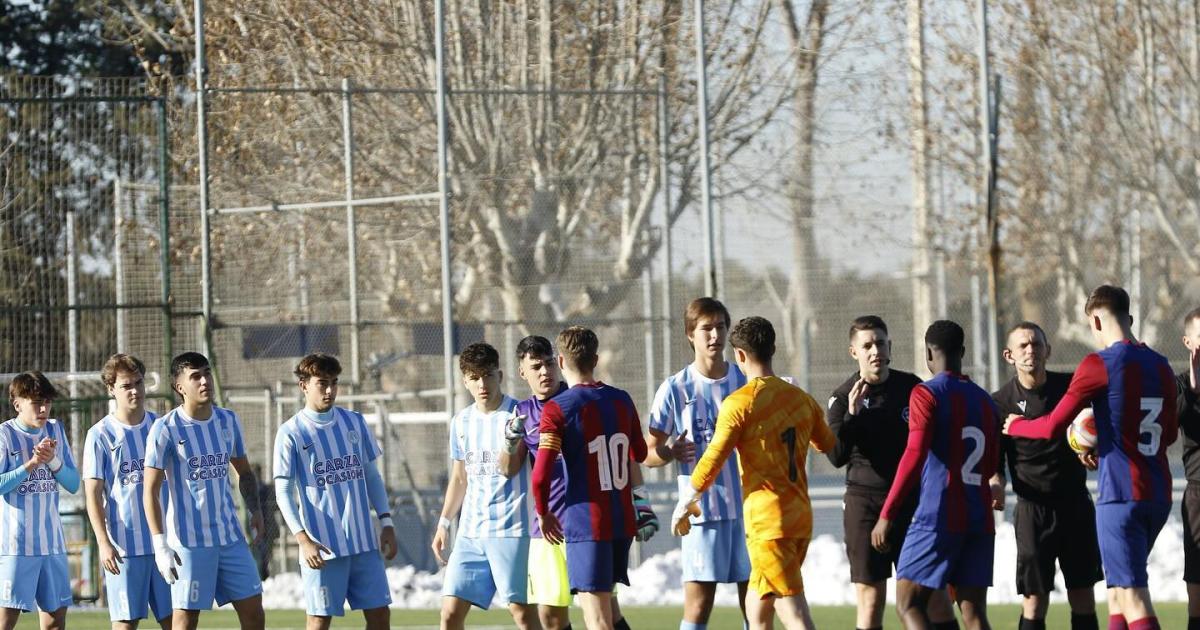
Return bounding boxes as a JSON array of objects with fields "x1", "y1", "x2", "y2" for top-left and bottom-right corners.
[
  {"x1": 855, "y1": 627, "x2": 883, "y2": 630},
  {"x1": 614, "y1": 619, "x2": 631, "y2": 630},
  {"x1": 1071, "y1": 613, "x2": 1099, "y2": 630},
  {"x1": 932, "y1": 622, "x2": 959, "y2": 630},
  {"x1": 1019, "y1": 618, "x2": 1047, "y2": 630},
  {"x1": 1188, "y1": 616, "x2": 1200, "y2": 630}
]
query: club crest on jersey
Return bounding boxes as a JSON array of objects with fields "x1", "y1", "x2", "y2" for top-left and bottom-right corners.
[
  {"x1": 348, "y1": 430, "x2": 359, "y2": 444},
  {"x1": 828, "y1": 396, "x2": 837, "y2": 410},
  {"x1": 902, "y1": 407, "x2": 911, "y2": 424}
]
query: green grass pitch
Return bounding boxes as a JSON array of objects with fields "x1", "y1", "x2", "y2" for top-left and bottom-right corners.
[{"x1": 11, "y1": 604, "x2": 1191, "y2": 629}]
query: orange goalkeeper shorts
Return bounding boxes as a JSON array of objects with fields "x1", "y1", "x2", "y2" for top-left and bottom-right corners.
[{"x1": 747, "y1": 537, "x2": 810, "y2": 598}]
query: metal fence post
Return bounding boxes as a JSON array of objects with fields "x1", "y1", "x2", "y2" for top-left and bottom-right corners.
[
  {"x1": 113, "y1": 179, "x2": 127, "y2": 352},
  {"x1": 194, "y1": 0, "x2": 213, "y2": 363},
  {"x1": 342, "y1": 78, "x2": 362, "y2": 387},
  {"x1": 657, "y1": 76, "x2": 673, "y2": 380},
  {"x1": 157, "y1": 97, "x2": 174, "y2": 370},
  {"x1": 694, "y1": 0, "x2": 717, "y2": 298},
  {"x1": 435, "y1": 0, "x2": 455, "y2": 417}
]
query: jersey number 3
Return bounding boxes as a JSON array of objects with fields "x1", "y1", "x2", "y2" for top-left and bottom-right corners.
[
  {"x1": 588, "y1": 434, "x2": 630, "y2": 491},
  {"x1": 1137, "y1": 397, "x2": 1164, "y2": 456}
]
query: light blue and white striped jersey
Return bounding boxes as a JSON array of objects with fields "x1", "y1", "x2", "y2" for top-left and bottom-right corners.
[
  {"x1": 144, "y1": 406, "x2": 247, "y2": 549},
  {"x1": 0, "y1": 418, "x2": 75, "y2": 556},
  {"x1": 274, "y1": 407, "x2": 382, "y2": 558},
  {"x1": 82, "y1": 412, "x2": 167, "y2": 557},
  {"x1": 648, "y1": 362, "x2": 747, "y2": 523},
  {"x1": 449, "y1": 395, "x2": 531, "y2": 538}
]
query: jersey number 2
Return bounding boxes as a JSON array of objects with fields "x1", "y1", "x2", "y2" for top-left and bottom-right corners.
[
  {"x1": 961, "y1": 426, "x2": 985, "y2": 486},
  {"x1": 588, "y1": 434, "x2": 630, "y2": 491}
]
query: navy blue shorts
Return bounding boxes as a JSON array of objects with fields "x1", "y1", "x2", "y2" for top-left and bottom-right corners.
[
  {"x1": 565, "y1": 538, "x2": 632, "y2": 593},
  {"x1": 1096, "y1": 501, "x2": 1170, "y2": 588},
  {"x1": 896, "y1": 528, "x2": 994, "y2": 589}
]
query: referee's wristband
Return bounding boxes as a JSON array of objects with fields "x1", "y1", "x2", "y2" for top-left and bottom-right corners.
[
  {"x1": 379, "y1": 515, "x2": 394, "y2": 528},
  {"x1": 437, "y1": 516, "x2": 452, "y2": 531}
]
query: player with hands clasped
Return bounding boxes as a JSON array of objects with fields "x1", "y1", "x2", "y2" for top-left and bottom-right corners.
[
  {"x1": 143, "y1": 353, "x2": 265, "y2": 630},
  {"x1": 646, "y1": 298, "x2": 752, "y2": 630},
  {"x1": 499, "y1": 335, "x2": 646, "y2": 630},
  {"x1": 83, "y1": 355, "x2": 172, "y2": 630},
  {"x1": 273, "y1": 354, "x2": 396, "y2": 629},
  {"x1": 0, "y1": 372, "x2": 80, "y2": 630},
  {"x1": 871, "y1": 320, "x2": 1001, "y2": 630},
  {"x1": 531, "y1": 327, "x2": 649, "y2": 630},
  {"x1": 432, "y1": 343, "x2": 538, "y2": 630},
  {"x1": 672, "y1": 316, "x2": 835, "y2": 630},
  {"x1": 1004, "y1": 286, "x2": 1178, "y2": 630}
]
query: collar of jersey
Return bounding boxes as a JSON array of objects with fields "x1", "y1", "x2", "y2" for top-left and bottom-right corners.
[
  {"x1": 300, "y1": 407, "x2": 338, "y2": 428},
  {"x1": 687, "y1": 362, "x2": 734, "y2": 385},
  {"x1": 174, "y1": 407, "x2": 214, "y2": 424},
  {"x1": 108, "y1": 411, "x2": 150, "y2": 431}
]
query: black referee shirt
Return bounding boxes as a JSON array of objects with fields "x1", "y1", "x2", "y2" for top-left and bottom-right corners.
[
  {"x1": 826, "y1": 369, "x2": 923, "y2": 494},
  {"x1": 992, "y1": 371, "x2": 1088, "y2": 504},
  {"x1": 1175, "y1": 371, "x2": 1200, "y2": 483}
]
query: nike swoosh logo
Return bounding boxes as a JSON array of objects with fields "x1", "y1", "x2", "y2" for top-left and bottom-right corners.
[
  {"x1": 177, "y1": 439, "x2": 187, "y2": 445},
  {"x1": 111, "y1": 444, "x2": 122, "y2": 452},
  {"x1": 302, "y1": 443, "x2": 312, "y2": 450},
  {"x1": 684, "y1": 398, "x2": 696, "y2": 406},
  {"x1": 8, "y1": 451, "x2": 18, "y2": 457}
]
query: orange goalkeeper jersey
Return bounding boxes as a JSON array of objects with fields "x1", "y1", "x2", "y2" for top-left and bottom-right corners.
[{"x1": 690, "y1": 375, "x2": 835, "y2": 541}]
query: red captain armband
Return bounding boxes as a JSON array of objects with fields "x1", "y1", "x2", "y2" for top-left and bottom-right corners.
[{"x1": 538, "y1": 433, "x2": 562, "y2": 452}]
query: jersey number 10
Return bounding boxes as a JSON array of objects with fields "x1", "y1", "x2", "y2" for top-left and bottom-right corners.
[{"x1": 588, "y1": 434, "x2": 631, "y2": 491}]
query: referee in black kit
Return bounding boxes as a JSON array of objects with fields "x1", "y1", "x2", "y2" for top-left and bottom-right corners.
[
  {"x1": 1174, "y1": 307, "x2": 1200, "y2": 630},
  {"x1": 826, "y1": 315, "x2": 956, "y2": 630},
  {"x1": 991, "y1": 321, "x2": 1101, "y2": 630}
]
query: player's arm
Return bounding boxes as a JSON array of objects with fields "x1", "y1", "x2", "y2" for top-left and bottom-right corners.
[
  {"x1": 824, "y1": 388, "x2": 856, "y2": 467},
  {"x1": 644, "y1": 383, "x2": 693, "y2": 467},
  {"x1": 1004, "y1": 354, "x2": 1107, "y2": 439},
  {"x1": 82, "y1": 431, "x2": 121, "y2": 575},
  {"x1": 141, "y1": 421, "x2": 181, "y2": 583},
  {"x1": 431, "y1": 458, "x2": 467, "y2": 564},
  {"x1": 45, "y1": 425, "x2": 80, "y2": 493},
  {"x1": 532, "y1": 402, "x2": 566, "y2": 543},
  {"x1": 498, "y1": 426, "x2": 529, "y2": 478},
  {"x1": 690, "y1": 398, "x2": 746, "y2": 493},
  {"x1": 808, "y1": 396, "x2": 836, "y2": 453},
  {"x1": 874, "y1": 384, "x2": 936, "y2": 546},
  {"x1": 1161, "y1": 365, "x2": 1181, "y2": 448},
  {"x1": 230, "y1": 455, "x2": 264, "y2": 543}
]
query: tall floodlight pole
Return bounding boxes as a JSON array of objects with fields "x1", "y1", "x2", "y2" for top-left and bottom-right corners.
[
  {"x1": 195, "y1": 0, "x2": 212, "y2": 363},
  {"x1": 435, "y1": 0, "x2": 455, "y2": 416},
  {"x1": 695, "y1": 0, "x2": 717, "y2": 297},
  {"x1": 978, "y1": 0, "x2": 1001, "y2": 390}
]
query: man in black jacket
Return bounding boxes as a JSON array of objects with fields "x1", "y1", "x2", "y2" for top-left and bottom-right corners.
[
  {"x1": 1177, "y1": 308, "x2": 1200, "y2": 630},
  {"x1": 827, "y1": 316, "x2": 955, "y2": 630}
]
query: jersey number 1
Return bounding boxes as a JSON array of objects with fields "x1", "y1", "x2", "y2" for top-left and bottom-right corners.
[
  {"x1": 588, "y1": 434, "x2": 630, "y2": 491},
  {"x1": 780, "y1": 428, "x2": 799, "y2": 482}
]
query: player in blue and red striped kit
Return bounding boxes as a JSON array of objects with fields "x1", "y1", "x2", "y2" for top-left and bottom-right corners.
[
  {"x1": 534, "y1": 327, "x2": 648, "y2": 630},
  {"x1": 1006, "y1": 285, "x2": 1177, "y2": 630},
  {"x1": 872, "y1": 320, "x2": 1001, "y2": 630}
]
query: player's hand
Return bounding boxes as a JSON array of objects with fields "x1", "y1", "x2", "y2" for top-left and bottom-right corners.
[
  {"x1": 870, "y1": 518, "x2": 891, "y2": 553},
  {"x1": 632, "y1": 486, "x2": 659, "y2": 542},
  {"x1": 503, "y1": 414, "x2": 528, "y2": 454},
  {"x1": 298, "y1": 532, "x2": 331, "y2": 570},
  {"x1": 152, "y1": 534, "x2": 181, "y2": 584},
  {"x1": 847, "y1": 378, "x2": 868, "y2": 416},
  {"x1": 1190, "y1": 346, "x2": 1200, "y2": 393},
  {"x1": 380, "y1": 525, "x2": 398, "y2": 561},
  {"x1": 431, "y1": 524, "x2": 450, "y2": 565},
  {"x1": 248, "y1": 511, "x2": 264, "y2": 545},
  {"x1": 540, "y1": 512, "x2": 565, "y2": 545},
  {"x1": 1078, "y1": 450, "x2": 1098, "y2": 470},
  {"x1": 671, "y1": 496, "x2": 701, "y2": 537},
  {"x1": 31, "y1": 438, "x2": 54, "y2": 464},
  {"x1": 99, "y1": 541, "x2": 124, "y2": 575},
  {"x1": 1002, "y1": 414, "x2": 1024, "y2": 436},
  {"x1": 988, "y1": 474, "x2": 1006, "y2": 511},
  {"x1": 669, "y1": 429, "x2": 695, "y2": 464}
]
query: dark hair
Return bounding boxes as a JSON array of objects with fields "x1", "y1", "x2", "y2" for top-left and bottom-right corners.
[
  {"x1": 925, "y1": 320, "x2": 965, "y2": 355},
  {"x1": 101, "y1": 353, "x2": 146, "y2": 388},
  {"x1": 459, "y1": 343, "x2": 500, "y2": 377},
  {"x1": 848, "y1": 315, "x2": 888, "y2": 340},
  {"x1": 556, "y1": 327, "x2": 599, "y2": 371},
  {"x1": 1184, "y1": 307, "x2": 1200, "y2": 331},
  {"x1": 1006, "y1": 321, "x2": 1047, "y2": 344},
  {"x1": 730, "y1": 316, "x2": 776, "y2": 362},
  {"x1": 294, "y1": 353, "x2": 342, "y2": 382},
  {"x1": 1084, "y1": 285, "x2": 1131, "y2": 317},
  {"x1": 684, "y1": 297, "x2": 731, "y2": 339},
  {"x1": 516, "y1": 336, "x2": 554, "y2": 361},
  {"x1": 9, "y1": 372, "x2": 58, "y2": 402},
  {"x1": 170, "y1": 352, "x2": 210, "y2": 383}
]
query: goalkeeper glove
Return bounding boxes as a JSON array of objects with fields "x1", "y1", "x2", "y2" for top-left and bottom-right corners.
[
  {"x1": 152, "y1": 533, "x2": 181, "y2": 584},
  {"x1": 671, "y1": 483, "x2": 702, "y2": 537},
  {"x1": 503, "y1": 414, "x2": 528, "y2": 454},
  {"x1": 632, "y1": 485, "x2": 659, "y2": 542}
]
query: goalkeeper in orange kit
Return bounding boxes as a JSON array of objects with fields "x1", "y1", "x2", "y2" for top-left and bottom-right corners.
[{"x1": 671, "y1": 316, "x2": 835, "y2": 630}]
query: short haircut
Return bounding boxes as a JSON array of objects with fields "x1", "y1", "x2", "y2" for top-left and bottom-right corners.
[
  {"x1": 684, "y1": 297, "x2": 731, "y2": 338},
  {"x1": 516, "y1": 335, "x2": 554, "y2": 361},
  {"x1": 9, "y1": 371, "x2": 58, "y2": 402},
  {"x1": 848, "y1": 315, "x2": 888, "y2": 340},
  {"x1": 1084, "y1": 285, "x2": 1131, "y2": 317},
  {"x1": 294, "y1": 353, "x2": 342, "y2": 382},
  {"x1": 556, "y1": 326, "x2": 599, "y2": 371},
  {"x1": 170, "y1": 352, "x2": 210, "y2": 383},
  {"x1": 925, "y1": 320, "x2": 965, "y2": 355},
  {"x1": 101, "y1": 353, "x2": 146, "y2": 388},
  {"x1": 459, "y1": 343, "x2": 500, "y2": 378},
  {"x1": 1006, "y1": 321, "x2": 1047, "y2": 344},
  {"x1": 1184, "y1": 307, "x2": 1200, "y2": 331},
  {"x1": 730, "y1": 316, "x2": 776, "y2": 362}
]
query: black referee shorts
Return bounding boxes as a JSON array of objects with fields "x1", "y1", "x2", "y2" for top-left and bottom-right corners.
[
  {"x1": 1013, "y1": 495, "x2": 1103, "y2": 595},
  {"x1": 843, "y1": 490, "x2": 913, "y2": 584},
  {"x1": 1183, "y1": 483, "x2": 1200, "y2": 583}
]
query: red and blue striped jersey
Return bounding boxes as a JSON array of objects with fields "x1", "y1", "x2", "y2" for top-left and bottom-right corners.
[
  {"x1": 882, "y1": 372, "x2": 1000, "y2": 534},
  {"x1": 533, "y1": 382, "x2": 648, "y2": 542},
  {"x1": 1007, "y1": 340, "x2": 1178, "y2": 504}
]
